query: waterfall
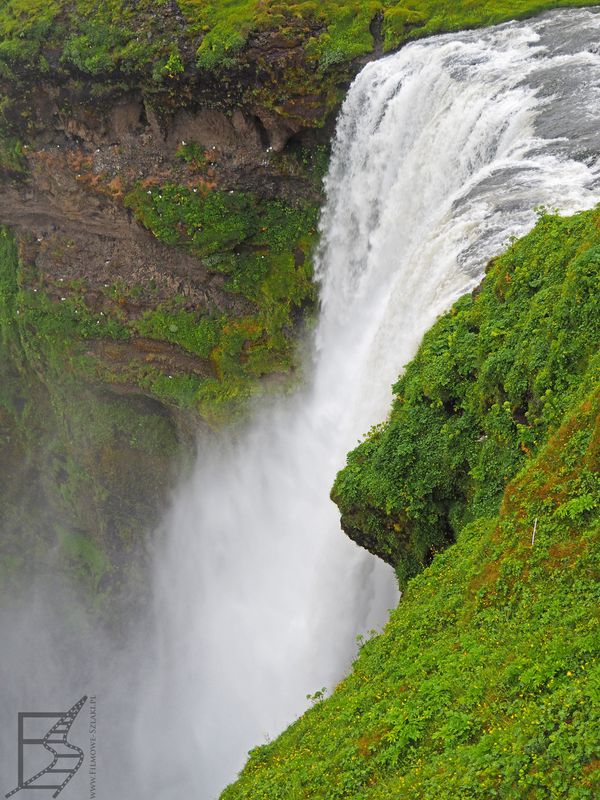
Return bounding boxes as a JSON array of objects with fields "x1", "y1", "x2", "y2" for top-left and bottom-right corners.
[
  {"x1": 1, "y1": 8, "x2": 599, "y2": 800},
  {"x1": 136, "y1": 8, "x2": 600, "y2": 798}
]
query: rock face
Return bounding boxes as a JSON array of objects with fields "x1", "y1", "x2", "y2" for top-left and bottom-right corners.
[
  {"x1": 0, "y1": 228, "x2": 196, "y2": 618},
  {"x1": 0, "y1": 13, "x2": 338, "y2": 612},
  {"x1": 1, "y1": 82, "x2": 323, "y2": 339}
]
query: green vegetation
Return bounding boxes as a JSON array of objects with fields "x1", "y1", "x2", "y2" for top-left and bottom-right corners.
[
  {"x1": 1, "y1": 1, "x2": 595, "y2": 145},
  {"x1": 135, "y1": 306, "x2": 220, "y2": 359},
  {"x1": 333, "y1": 207, "x2": 600, "y2": 585},
  {"x1": 0, "y1": 185, "x2": 318, "y2": 427},
  {"x1": 176, "y1": 141, "x2": 208, "y2": 171},
  {"x1": 56, "y1": 527, "x2": 111, "y2": 592},
  {"x1": 0, "y1": 0, "x2": 60, "y2": 78},
  {"x1": 0, "y1": 2, "x2": 598, "y2": 782},
  {"x1": 0, "y1": 0, "x2": 170, "y2": 79},
  {"x1": 1, "y1": 2, "x2": 599, "y2": 113},
  {"x1": 0, "y1": 135, "x2": 25, "y2": 173},
  {"x1": 221, "y1": 207, "x2": 600, "y2": 800},
  {"x1": 123, "y1": 185, "x2": 319, "y2": 423}
]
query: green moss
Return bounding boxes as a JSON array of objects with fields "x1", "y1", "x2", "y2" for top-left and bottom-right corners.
[
  {"x1": 0, "y1": 135, "x2": 26, "y2": 173},
  {"x1": 123, "y1": 185, "x2": 259, "y2": 256},
  {"x1": 122, "y1": 184, "x2": 318, "y2": 421},
  {"x1": 304, "y1": 2, "x2": 381, "y2": 69},
  {"x1": 196, "y1": 27, "x2": 249, "y2": 71},
  {"x1": 18, "y1": 286, "x2": 130, "y2": 353},
  {"x1": 175, "y1": 141, "x2": 208, "y2": 171},
  {"x1": 56, "y1": 527, "x2": 111, "y2": 590},
  {"x1": 135, "y1": 307, "x2": 222, "y2": 359},
  {"x1": 2, "y1": 1, "x2": 599, "y2": 90},
  {"x1": 0, "y1": 0, "x2": 60, "y2": 76},
  {"x1": 221, "y1": 211, "x2": 600, "y2": 800},
  {"x1": 383, "y1": 0, "x2": 600, "y2": 50},
  {"x1": 0, "y1": 227, "x2": 18, "y2": 326},
  {"x1": 382, "y1": 5, "x2": 428, "y2": 49},
  {"x1": 138, "y1": 369, "x2": 204, "y2": 410},
  {"x1": 333, "y1": 206, "x2": 600, "y2": 585}
]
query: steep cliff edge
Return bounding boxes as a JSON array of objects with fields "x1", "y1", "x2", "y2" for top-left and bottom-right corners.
[
  {"x1": 222, "y1": 207, "x2": 600, "y2": 800},
  {"x1": 333, "y1": 208, "x2": 600, "y2": 586},
  {"x1": 0, "y1": 70, "x2": 324, "y2": 427}
]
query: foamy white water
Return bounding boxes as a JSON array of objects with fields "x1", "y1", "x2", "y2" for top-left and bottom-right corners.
[
  {"x1": 1, "y1": 8, "x2": 600, "y2": 800},
  {"x1": 136, "y1": 9, "x2": 600, "y2": 798}
]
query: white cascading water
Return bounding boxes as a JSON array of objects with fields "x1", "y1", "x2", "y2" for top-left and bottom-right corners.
[
  {"x1": 1, "y1": 9, "x2": 600, "y2": 800},
  {"x1": 135, "y1": 9, "x2": 600, "y2": 798}
]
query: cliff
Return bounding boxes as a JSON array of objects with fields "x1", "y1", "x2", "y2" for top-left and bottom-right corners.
[
  {"x1": 0, "y1": 0, "x2": 598, "y2": 791},
  {"x1": 2, "y1": 0, "x2": 598, "y2": 424},
  {"x1": 3, "y1": 0, "x2": 599, "y2": 429}
]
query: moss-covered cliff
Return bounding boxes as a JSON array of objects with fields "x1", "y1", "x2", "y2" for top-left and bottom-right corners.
[
  {"x1": 334, "y1": 208, "x2": 600, "y2": 586},
  {"x1": 221, "y1": 207, "x2": 600, "y2": 799},
  {"x1": 0, "y1": 1, "x2": 598, "y2": 792}
]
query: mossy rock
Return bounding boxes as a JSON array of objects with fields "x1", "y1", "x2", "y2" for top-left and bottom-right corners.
[{"x1": 333, "y1": 206, "x2": 600, "y2": 586}]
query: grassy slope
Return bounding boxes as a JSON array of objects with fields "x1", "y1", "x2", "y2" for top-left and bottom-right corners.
[
  {"x1": 223, "y1": 389, "x2": 599, "y2": 800},
  {"x1": 222, "y1": 210, "x2": 600, "y2": 799}
]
